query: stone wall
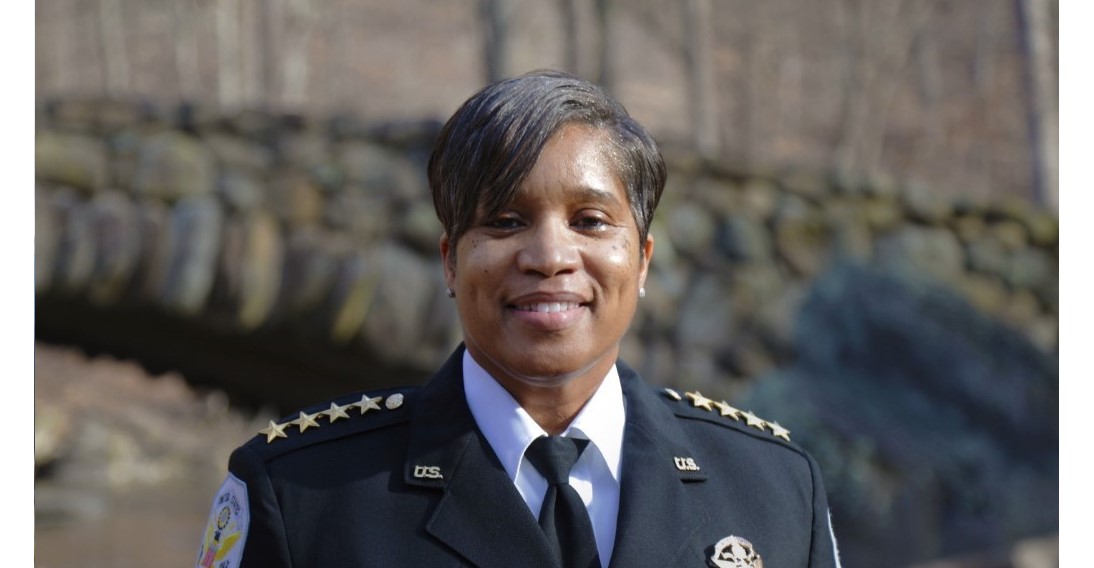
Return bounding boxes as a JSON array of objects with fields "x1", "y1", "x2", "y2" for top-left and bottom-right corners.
[{"x1": 35, "y1": 98, "x2": 1057, "y2": 404}]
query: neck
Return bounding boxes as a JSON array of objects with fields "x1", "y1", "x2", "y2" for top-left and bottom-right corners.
[
  {"x1": 465, "y1": 345, "x2": 616, "y2": 435},
  {"x1": 517, "y1": 379, "x2": 604, "y2": 435}
]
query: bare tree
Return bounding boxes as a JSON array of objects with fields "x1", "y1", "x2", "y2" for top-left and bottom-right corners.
[
  {"x1": 683, "y1": 0, "x2": 720, "y2": 158},
  {"x1": 1016, "y1": 0, "x2": 1058, "y2": 208},
  {"x1": 834, "y1": 0, "x2": 934, "y2": 176},
  {"x1": 172, "y1": 0, "x2": 202, "y2": 101},
  {"x1": 557, "y1": 0, "x2": 611, "y2": 86},
  {"x1": 481, "y1": 0, "x2": 514, "y2": 83},
  {"x1": 594, "y1": 0, "x2": 613, "y2": 91},
  {"x1": 97, "y1": 0, "x2": 130, "y2": 96},
  {"x1": 239, "y1": 0, "x2": 263, "y2": 107},
  {"x1": 561, "y1": 0, "x2": 579, "y2": 75},
  {"x1": 280, "y1": 0, "x2": 318, "y2": 109},
  {"x1": 216, "y1": 0, "x2": 242, "y2": 108}
]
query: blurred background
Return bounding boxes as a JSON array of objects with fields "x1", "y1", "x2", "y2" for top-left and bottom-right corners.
[{"x1": 34, "y1": 0, "x2": 1058, "y2": 566}]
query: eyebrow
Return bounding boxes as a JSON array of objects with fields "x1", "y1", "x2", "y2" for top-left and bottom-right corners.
[{"x1": 572, "y1": 185, "x2": 624, "y2": 208}]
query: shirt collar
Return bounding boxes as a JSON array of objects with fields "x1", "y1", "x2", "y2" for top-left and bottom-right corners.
[{"x1": 462, "y1": 350, "x2": 626, "y2": 482}]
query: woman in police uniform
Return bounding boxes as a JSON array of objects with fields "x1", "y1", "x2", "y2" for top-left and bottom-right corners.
[{"x1": 196, "y1": 70, "x2": 841, "y2": 568}]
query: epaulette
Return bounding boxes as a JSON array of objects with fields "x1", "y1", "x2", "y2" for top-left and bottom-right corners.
[
  {"x1": 659, "y1": 387, "x2": 793, "y2": 444},
  {"x1": 243, "y1": 385, "x2": 418, "y2": 458}
]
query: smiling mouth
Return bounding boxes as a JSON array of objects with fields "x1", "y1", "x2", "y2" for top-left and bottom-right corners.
[{"x1": 512, "y1": 302, "x2": 584, "y2": 313}]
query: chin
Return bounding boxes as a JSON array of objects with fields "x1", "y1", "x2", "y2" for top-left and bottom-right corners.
[{"x1": 502, "y1": 346, "x2": 613, "y2": 387}]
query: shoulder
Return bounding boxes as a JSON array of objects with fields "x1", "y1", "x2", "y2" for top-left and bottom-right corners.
[
  {"x1": 232, "y1": 385, "x2": 420, "y2": 465},
  {"x1": 654, "y1": 386, "x2": 815, "y2": 465}
]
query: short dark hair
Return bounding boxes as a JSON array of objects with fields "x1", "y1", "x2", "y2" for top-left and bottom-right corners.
[{"x1": 428, "y1": 70, "x2": 666, "y2": 253}]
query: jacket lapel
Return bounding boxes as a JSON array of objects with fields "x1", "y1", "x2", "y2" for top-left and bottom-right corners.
[
  {"x1": 404, "y1": 347, "x2": 554, "y2": 567},
  {"x1": 608, "y1": 362, "x2": 713, "y2": 568}
]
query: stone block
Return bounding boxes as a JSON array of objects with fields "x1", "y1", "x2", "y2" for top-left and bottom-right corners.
[
  {"x1": 278, "y1": 228, "x2": 348, "y2": 316},
  {"x1": 206, "y1": 133, "x2": 274, "y2": 173},
  {"x1": 132, "y1": 131, "x2": 215, "y2": 200},
  {"x1": 717, "y1": 215, "x2": 773, "y2": 262},
  {"x1": 901, "y1": 182, "x2": 952, "y2": 225},
  {"x1": 35, "y1": 186, "x2": 61, "y2": 292},
  {"x1": 36, "y1": 131, "x2": 110, "y2": 191},
  {"x1": 774, "y1": 211, "x2": 831, "y2": 277},
  {"x1": 676, "y1": 274, "x2": 736, "y2": 351},
  {"x1": 990, "y1": 220, "x2": 1029, "y2": 251},
  {"x1": 359, "y1": 244, "x2": 447, "y2": 366},
  {"x1": 156, "y1": 195, "x2": 224, "y2": 315},
  {"x1": 336, "y1": 140, "x2": 426, "y2": 199},
  {"x1": 268, "y1": 171, "x2": 325, "y2": 228},
  {"x1": 875, "y1": 226, "x2": 965, "y2": 285},
  {"x1": 51, "y1": 189, "x2": 96, "y2": 292},
  {"x1": 666, "y1": 202, "x2": 716, "y2": 258},
  {"x1": 85, "y1": 191, "x2": 142, "y2": 305},
  {"x1": 215, "y1": 211, "x2": 284, "y2": 330},
  {"x1": 217, "y1": 168, "x2": 267, "y2": 212}
]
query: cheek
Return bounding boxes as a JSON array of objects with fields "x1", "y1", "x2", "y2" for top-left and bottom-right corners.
[
  {"x1": 456, "y1": 237, "x2": 501, "y2": 283},
  {"x1": 595, "y1": 237, "x2": 641, "y2": 289}
]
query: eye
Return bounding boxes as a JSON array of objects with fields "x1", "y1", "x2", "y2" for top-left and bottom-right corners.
[
  {"x1": 483, "y1": 214, "x2": 524, "y2": 230},
  {"x1": 572, "y1": 211, "x2": 611, "y2": 231}
]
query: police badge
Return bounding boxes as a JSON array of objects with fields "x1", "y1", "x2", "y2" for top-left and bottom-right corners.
[{"x1": 709, "y1": 535, "x2": 763, "y2": 568}]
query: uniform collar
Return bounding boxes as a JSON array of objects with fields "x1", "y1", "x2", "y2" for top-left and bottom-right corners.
[{"x1": 463, "y1": 349, "x2": 626, "y2": 484}]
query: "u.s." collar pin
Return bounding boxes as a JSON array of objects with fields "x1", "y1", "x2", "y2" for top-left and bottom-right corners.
[
  {"x1": 673, "y1": 456, "x2": 700, "y2": 472},
  {"x1": 709, "y1": 535, "x2": 763, "y2": 568}
]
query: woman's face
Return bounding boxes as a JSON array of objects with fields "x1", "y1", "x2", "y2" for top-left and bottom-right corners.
[{"x1": 441, "y1": 123, "x2": 654, "y2": 391}]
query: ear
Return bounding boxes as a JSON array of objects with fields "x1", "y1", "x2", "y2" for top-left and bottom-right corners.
[
  {"x1": 638, "y1": 233, "x2": 654, "y2": 290},
  {"x1": 439, "y1": 232, "x2": 456, "y2": 290}
]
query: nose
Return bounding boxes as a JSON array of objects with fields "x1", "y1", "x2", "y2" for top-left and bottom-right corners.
[{"x1": 516, "y1": 220, "x2": 580, "y2": 277}]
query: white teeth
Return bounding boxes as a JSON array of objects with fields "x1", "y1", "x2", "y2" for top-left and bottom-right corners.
[{"x1": 518, "y1": 302, "x2": 580, "y2": 313}]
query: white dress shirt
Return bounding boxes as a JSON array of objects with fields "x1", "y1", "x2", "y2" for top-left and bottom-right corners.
[{"x1": 463, "y1": 350, "x2": 626, "y2": 567}]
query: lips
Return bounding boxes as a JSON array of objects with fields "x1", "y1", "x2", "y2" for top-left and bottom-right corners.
[
  {"x1": 507, "y1": 293, "x2": 589, "y2": 330},
  {"x1": 514, "y1": 302, "x2": 582, "y2": 313}
]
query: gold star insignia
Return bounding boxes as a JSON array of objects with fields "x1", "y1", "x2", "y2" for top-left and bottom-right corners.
[
  {"x1": 742, "y1": 410, "x2": 766, "y2": 431},
  {"x1": 320, "y1": 402, "x2": 351, "y2": 423},
  {"x1": 291, "y1": 411, "x2": 321, "y2": 432},
  {"x1": 715, "y1": 401, "x2": 742, "y2": 420},
  {"x1": 768, "y1": 421, "x2": 791, "y2": 441},
  {"x1": 685, "y1": 391, "x2": 715, "y2": 411},
  {"x1": 352, "y1": 394, "x2": 383, "y2": 414},
  {"x1": 259, "y1": 420, "x2": 288, "y2": 444}
]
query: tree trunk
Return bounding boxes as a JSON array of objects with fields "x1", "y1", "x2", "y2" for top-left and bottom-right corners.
[
  {"x1": 683, "y1": 0, "x2": 719, "y2": 158},
  {"x1": 97, "y1": 0, "x2": 130, "y2": 97},
  {"x1": 1016, "y1": 0, "x2": 1058, "y2": 209},
  {"x1": 282, "y1": 0, "x2": 316, "y2": 110},
  {"x1": 216, "y1": 0, "x2": 242, "y2": 108},
  {"x1": 481, "y1": 0, "x2": 512, "y2": 83},
  {"x1": 172, "y1": 0, "x2": 202, "y2": 101},
  {"x1": 595, "y1": 0, "x2": 613, "y2": 92}
]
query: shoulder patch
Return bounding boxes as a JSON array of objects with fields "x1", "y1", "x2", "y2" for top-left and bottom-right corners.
[
  {"x1": 196, "y1": 473, "x2": 249, "y2": 568},
  {"x1": 663, "y1": 388, "x2": 792, "y2": 442}
]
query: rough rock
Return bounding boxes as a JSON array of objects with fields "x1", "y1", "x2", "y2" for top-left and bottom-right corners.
[
  {"x1": 666, "y1": 202, "x2": 717, "y2": 258},
  {"x1": 156, "y1": 196, "x2": 224, "y2": 314},
  {"x1": 716, "y1": 215, "x2": 773, "y2": 262},
  {"x1": 36, "y1": 131, "x2": 110, "y2": 191},
  {"x1": 132, "y1": 131, "x2": 215, "y2": 199},
  {"x1": 85, "y1": 191, "x2": 142, "y2": 305}
]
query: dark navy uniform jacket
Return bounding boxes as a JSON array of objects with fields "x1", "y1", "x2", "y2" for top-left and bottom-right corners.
[{"x1": 220, "y1": 346, "x2": 840, "y2": 567}]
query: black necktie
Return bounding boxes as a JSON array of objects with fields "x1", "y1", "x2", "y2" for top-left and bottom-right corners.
[{"x1": 525, "y1": 435, "x2": 602, "y2": 568}]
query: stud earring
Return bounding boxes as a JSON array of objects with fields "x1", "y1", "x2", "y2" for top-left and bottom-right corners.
[
  {"x1": 639, "y1": 287, "x2": 646, "y2": 298},
  {"x1": 446, "y1": 288, "x2": 456, "y2": 299}
]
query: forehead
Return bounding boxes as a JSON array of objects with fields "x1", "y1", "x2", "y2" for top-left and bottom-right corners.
[{"x1": 517, "y1": 124, "x2": 622, "y2": 196}]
